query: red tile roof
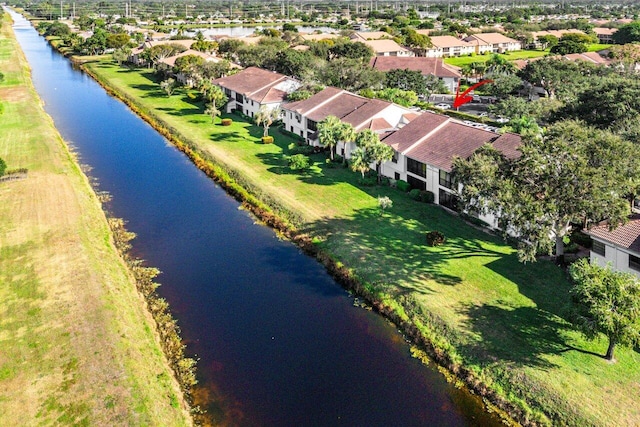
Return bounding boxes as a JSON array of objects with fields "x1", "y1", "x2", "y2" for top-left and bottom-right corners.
[
  {"x1": 382, "y1": 111, "x2": 450, "y2": 151},
  {"x1": 369, "y1": 56, "x2": 461, "y2": 78},
  {"x1": 213, "y1": 67, "x2": 288, "y2": 98},
  {"x1": 587, "y1": 214, "x2": 640, "y2": 253},
  {"x1": 282, "y1": 87, "x2": 343, "y2": 114},
  {"x1": 491, "y1": 132, "x2": 522, "y2": 159},
  {"x1": 407, "y1": 122, "x2": 495, "y2": 171}
]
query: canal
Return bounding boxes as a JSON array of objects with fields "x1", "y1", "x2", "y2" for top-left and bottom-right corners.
[{"x1": 9, "y1": 10, "x2": 504, "y2": 427}]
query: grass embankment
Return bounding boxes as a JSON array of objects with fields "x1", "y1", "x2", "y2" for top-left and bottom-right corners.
[
  {"x1": 0, "y1": 14, "x2": 192, "y2": 426},
  {"x1": 443, "y1": 44, "x2": 610, "y2": 67},
  {"x1": 83, "y1": 59, "x2": 640, "y2": 426}
]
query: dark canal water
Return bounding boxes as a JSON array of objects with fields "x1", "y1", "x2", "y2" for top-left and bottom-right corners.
[{"x1": 9, "y1": 10, "x2": 504, "y2": 427}]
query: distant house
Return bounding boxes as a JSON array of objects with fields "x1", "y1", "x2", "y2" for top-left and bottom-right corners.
[
  {"x1": 350, "y1": 31, "x2": 393, "y2": 42},
  {"x1": 529, "y1": 29, "x2": 585, "y2": 49},
  {"x1": 464, "y1": 33, "x2": 521, "y2": 54},
  {"x1": 593, "y1": 27, "x2": 617, "y2": 44},
  {"x1": 157, "y1": 50, "x2": 239, "y2": 86},
  {"x1": 361, "y1": 39, "x2": 414, "y2": 57},
  {"x1": 212, "y1": 67, "x2": 301, "y2": 117},
  {"x1": 369, "y1": 56, "x2": 462, "y2": 93},
  {"x1": 586, "y1": 215, "x2": 640, "y2": 279},
  {"x1": 300, "y1": 33, "x2": 340, "y2": 42},
  {"x1": 426, "y1": 36, "x2": 475, "y2": 58},
  {"x1": 129, "y1": 39, "x2": 195, "y2": 66}
]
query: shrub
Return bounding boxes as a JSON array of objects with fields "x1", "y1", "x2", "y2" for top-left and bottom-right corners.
[
  {"x1": 570, "y1": 231, "x2": 593, "y2": 249},
  {"x1": 408, "y1": 188, "x2": 421, "y2": 200},
  {"x1": 420, "y1": 190, "x2": 435, "y2": 203},
  {"x1": 396, "y1": 180, "x2": 411, "y2": 192},
  {"x1": 221, "y1": 118, "x2": 232, "y2": 126},
  {"x1": 426, "y1": 231, "x2": 446, "y2": 247},
  {"x1": 0, "y1": 157, "x2": 6, "y2": 177},
  {"x1": 287, "y1": 154, "x2": 310, "y2": 171},
  {"x1": 262, "y1": 136, "x2": 274, "y2": 144},
  {"x1": 358, "y1": 176, "x2": 377, "y2": 186},
  {"x1": 288, "y1": 143, "x2": 314, "y2": 155},
  {"x1": 378, "y1": 196, "x2": 393, "y2": 215},
  {"x1": 380, "y1": 176, "x2": 390, "y2": 186}
]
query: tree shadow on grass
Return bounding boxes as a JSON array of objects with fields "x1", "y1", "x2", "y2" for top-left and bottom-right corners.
[
  {"x1": 457, "y1": 302, "x2": 571, "y2": 369},
  {"x1": 255, "y1": 152, "x2": 325, "y2": 179},
  {"x1": 209, "y1": 130, "x2": 246, "y2": 143},
  {"x1": 156, "y1": 106, "x2": 202, "y2": 117},
  {"x1": 301, "y1": 206, "x2": 511, "y2": 292}
]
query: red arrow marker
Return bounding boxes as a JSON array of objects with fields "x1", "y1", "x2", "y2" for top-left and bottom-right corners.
[{"x1": 452, "y1": 79, "x2": 494, "y2": 109}]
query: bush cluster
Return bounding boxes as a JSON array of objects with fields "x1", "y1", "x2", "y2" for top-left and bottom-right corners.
[
  {"x1": 396, "y1": 179, "x2": 411, "y2": 192},
  {"x1": 288, "y1": 154, "x2": 310, "y2": 170},
  {"x1": 426, "y1": 230, "x2": 446, "y2": 246}
]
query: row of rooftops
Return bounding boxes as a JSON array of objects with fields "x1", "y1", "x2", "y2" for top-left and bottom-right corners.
[{"x1": 214, "y1": 67, "x2": 521, "y2": 173}]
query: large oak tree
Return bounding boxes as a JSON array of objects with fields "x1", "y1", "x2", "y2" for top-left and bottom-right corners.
[{"x1": 452, "y1": 121, "x2": 639, "y2": 262}]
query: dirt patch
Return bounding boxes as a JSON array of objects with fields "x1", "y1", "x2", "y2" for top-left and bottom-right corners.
[{"x1": 0, "y1": 86, "x2": 29, "y2": 103}]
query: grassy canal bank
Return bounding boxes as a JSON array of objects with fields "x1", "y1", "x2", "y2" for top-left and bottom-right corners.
[
  {"x1": 80, "y1": 56, "x2": 640, "y2": 427},
  {"x1": 0, "y1": 13, "x2": 193, "y2": 425}
]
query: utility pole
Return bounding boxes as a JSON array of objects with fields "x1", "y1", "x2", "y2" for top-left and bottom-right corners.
[{"x1": 60, "y1": 0, "x2": 63, "y2": 20}]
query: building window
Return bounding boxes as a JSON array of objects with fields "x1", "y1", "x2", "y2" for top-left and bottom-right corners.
[
  {"x1": 630, "y1": 254, "x2": 640, "y2": 272},
  {"x1": 394, "y1": 172, "x2": 400, "y2": 181},
  {"x1": 439, "y1": 189, "x2": 459, "y2": 211},
  {"x1": 592, "y1": 240, "x2": 605, "y2": 256},
  {"x1": 225, "y1": 88, "x2": 231, "y2": 97},
  {"x1": 391, "y1": 150, "x2": 398, "y2": 164},
  {"x1": 290, "y1": 126, "x2": 293, "y2": 132},
  {"x1": 307, "y1": 119, "x2": 318, "y2": 132},
  {"x1": 439, "y1": 170, "x2": 453, "y2": 189},
  {"x1": 406, "y1": 157, "x2": 426, "y2": 178},
  {"x1": 235, "y1": 93, "x2": 244, "y2": 104},
  {"x1": 407, "y1": 175, "x2": 426, "y2": 190}
]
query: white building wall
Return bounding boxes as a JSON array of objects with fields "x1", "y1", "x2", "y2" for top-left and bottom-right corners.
[{"x1": 590, "y1": 244, "x2": 640, "y2": 279}]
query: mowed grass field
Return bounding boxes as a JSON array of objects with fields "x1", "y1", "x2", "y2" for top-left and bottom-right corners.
[
  {"x1": 0, "y1": 14, "x2": 191, "y2": 426},
  {"x1": 85, "y1": 58, "x2": 640, "y2": 426}
]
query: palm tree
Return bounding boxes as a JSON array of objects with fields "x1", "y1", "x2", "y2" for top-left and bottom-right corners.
[
  {"x1": 204, "y1": 103, "x2": 221, "y2": 123},
  {"x1": 318, "y1": 115, "x2": 342, "y2": 160},
  {"x1": 485, "y1": 54, "x2": 516, "y2": 75},
  {"x1": 255, "y1": 105, "x2": 281, "y2": 137},
  {"x1": 349, "y1": 147, "x2": 371, "y2": 179}
]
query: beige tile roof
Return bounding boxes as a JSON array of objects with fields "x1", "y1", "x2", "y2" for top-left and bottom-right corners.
[
  {"x1": 465, "y1": 32, "x2": 519, "y2": 45},
  {"x1": 159, "y1": 49, "x2": 214, "y2": 67},
  {"x1": 593, "y1": 27, "x2": 618, "y2": 36},
  {"x1": 429, "y1": 35, "x2": 473, "y2": 49},
  {"x1": 587, "y1": 214, "x2": 640, "y2": 253},
  {"x1": 369, "y1": 56, "x2": 461, "y2": 78},
  {"x1": 352, "y1": 31, "x2": 393, "y2": 41},
  {"x1": 362, "y1": 39, "x2": 411, "y2": 54}
]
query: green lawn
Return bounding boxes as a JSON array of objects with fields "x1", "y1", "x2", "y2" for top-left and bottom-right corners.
[
  {"x1": 587, "y1": 43, "x2": 613, "y2": 52},
  {"x1": 444, "y1": 50, "x2": 549, "y2": 67},
  {"x1": 86, "y1": 60, "x2": 640, "y2": 427}
]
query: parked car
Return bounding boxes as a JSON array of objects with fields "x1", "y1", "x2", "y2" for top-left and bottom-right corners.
[
  {"x1": 478, "y1": 112, "x2": 488, "y2": 117},
  {"x1": 495, "y1": 116, "x2": 509, "y2": 124},
  {"x1": 434, "y1": 103, "x2": 451, "y2": 110}
]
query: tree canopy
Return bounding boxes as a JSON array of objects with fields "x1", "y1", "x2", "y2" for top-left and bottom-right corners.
[
  {"x1": 568, "y1": 258, "x2": 640, "y2": 362},
  {"x1": 612, "y1": 21, "x2": 640, "y2": 44},
  {"x1": 452, "y1": 121, "x2": 638, "y2": 262}
]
